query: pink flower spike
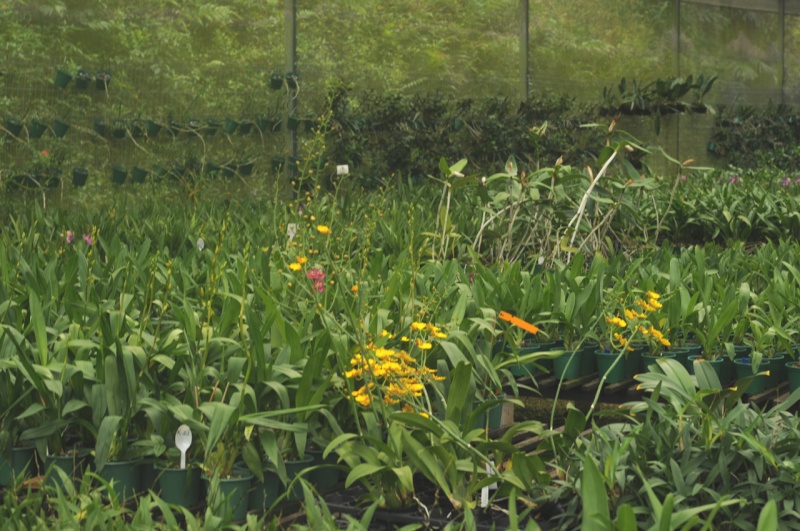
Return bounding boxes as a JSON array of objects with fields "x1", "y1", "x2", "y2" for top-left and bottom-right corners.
[
  {"x1": 313, "y1": 279, "x2": 325, "y2": 293},
  {"x1": 307, "y1": 267, "x2": 325, "y2": 281},
  {"x1": 83, "y1": 233, "x2": 93, "y2": 246},
  {"x1": 66, "y1": 230, "x2": 74, "y2": 244}
]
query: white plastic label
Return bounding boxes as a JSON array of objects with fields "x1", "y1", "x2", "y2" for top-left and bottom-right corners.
[
  {"x1": 336, "y1": 164, "x2": 350, "y2": 175},
  {"x1": 287, "y1": 223, "x2": 297, "y2": 242}
]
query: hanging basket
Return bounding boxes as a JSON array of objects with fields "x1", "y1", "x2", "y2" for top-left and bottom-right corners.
[
  {"x1": 111, "y1": 165, "x2": 127, "y2": 184},
  {"x1": 145, "y1": 119, "x2": 162, "y2": 138},
  {"x1": 5, "y1": 118, "x2": 23, "y2": 138},
  {"x1": 269, "y1": 72, "x2": 283, "y2": 90},
  {"x1": 52, "y1": 119, "x2": 70, "y2": 138},
  {"x1": 53, "y1": 69, "x2": 73, "y2": 89},
  {"x1": 95, "y1": 71, "x2": 112, "y2": 91},
  {"x1": 28, "y1": 119, "x2": 48, "y2": 139},
  {"x1": 93, "y1": 118, "x2": 108, "y2": 137},
  {"x1": 131, "y1": 165, "x2": 149, "y2": 184},
  {"x1": 223, "y1": 118, "x2": 239, "y2": 135},
  {"x1": 72, "y1": 167, "x2": 89, "y2": 187},
  {"x1": 75, "y1": 69, "x2": 92, "y2": 89}
]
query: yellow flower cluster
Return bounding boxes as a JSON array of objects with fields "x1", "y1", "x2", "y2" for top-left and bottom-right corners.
[
  {"x1": 606, "y1": 291, "x2": 669, "y2": 352},
  {"x1": 345, "y1": 323, "x2": 447, "y2": 409}
]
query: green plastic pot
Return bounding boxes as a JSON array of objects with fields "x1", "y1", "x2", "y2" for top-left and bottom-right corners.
[
  {"x1": 45, "y1": 452, "x2": 86, "y2": 492},
  {"x1": 237, "y1": 120, "x2": 253, "y2": 135},
  {"x1": 97, "y1": 457, "x2": 142, "y2": 500},
  {"x1": 764, "y1": 354, "x2": 786, "y2": 387},
  {"x1": 595, "y1": 350, "x2": 627, "y2": 384},
  {"x1": 203, "y1": 472, "x2": 253, "y2": 521},
  {"x1": 667, "y1": 347, "x2": 690, "y2": 369},
  {"x1": 0, "y1": 446, "x2": 36, "y2": 487},
  {"x1": 93, "y1": 118, "x2": 108, "y2": 137},
  {"x1": 240, "y1": 465, "x2": 280, "y2": 512},
  {"x1": 204, "y1": 119, "x2": 221, "y2": 137},
  {"x1": 112, "y1": 120, "x2": 127, "y2": 139},
  {"x1": 579, "y1": 342, "x2": 599, "y2": 376},
  {"x1": 471, "y1": 397, "x2": 504, "y2": 431},
  {"x1": 688, "y1": 355, "x2": 724, "y2": 382},
  {"x1": 734, "y1": 358, "x2": 768, "y2": 395},
  {"x1": 640, "y1": 352, "x2": 676, "y2": 372},
  {"x1": 306, "y1": 448, "x2": 340, "y2": 491},
  {"x1": 552, "y1": 350, "x2": 581, "y2": 381},
  {"x1": 284, "y1": 455, "x2": 314, "y2": 501},
  {"x1": 287, "y1": 116, "x2": 300, "y2": 131},
  {"x1": 54, "y1": 68, "x2": 72, "y2": 88},
  {"x1": 786, "y1": 361, "x2": 800, "y2": 394},
  {"x1": 155, "y1": 465, "x2": 201, "y2": 508}
]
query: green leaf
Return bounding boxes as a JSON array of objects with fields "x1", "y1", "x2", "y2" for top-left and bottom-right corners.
[
  {"x1": 581, "y1": 454, "x2": 610, "y2": 530},
  {"x1": 345, "y1": 463, "x2": 386, "y2": 488},
  {"x1": 756, "y1": 500, "x2": 777, "y2": 531},
  {"x1": 204, "y1": 403, "x2": 236, "y2": 458},
  {"x1": 615, "y1": 504, "x2": 636, "y2": 531},
  {"x1": 95, "y1": 415, "x2": 122, "y2": 472},
  {"x1": 28, "y1": 290, "x2": 48, "y2": 366}
]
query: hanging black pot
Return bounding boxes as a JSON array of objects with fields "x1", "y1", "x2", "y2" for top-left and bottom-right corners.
[
  {"x1": 269, "y1": 73, "x2": 283, "y2": 90},
  {"x1": 5, "y1": 118, "x2": 23, "y2": 138},
  {"x1": 186, "y1": 118, "x2": 201, "y2": 132},
  {"x1": 237, "y1": 160, "x2": 255, "y2": 176},
  {"x1": 53, "y1": 119, "x2": 70, "y2": 138},
  {"x1": 167, "y1": 120, "x2": 182, "y2": 137},
  {"x1": 302, "y1": 114, "x2": 317, "y2": 133},
  {"x1": 237, "y1": 119, "x2": 253, "y2": 135},
  {"x1": 203, "y1": 161, "x2": 220, "y2": 177},
  {"x1": 45, "y1": 170, "x2": 61, "y2": 188},
  {"x1": 131, "y1": 165, "x2": 148, "y2": 184},
  {"x1": 256, "y1": 117, "x2": 280, "y2": 134},
  {"x1": 93, "y1": 118, "x2": 108, "y2": 137},
  {"x1": 271, "y1": 156, "x2": 284, "y2": 172},
  {"x1": 145, "y1": 119, "x2": 162, "y2": 138},
  {"x1": 285, "y1": 72, "x2": 298, "y2": 90},
  {"x1": 111, "y1": 165, "x2": 127, "y2": 184},
  {"x1": 95, "y1": 71, "x2": 112, "y2": 90},
  {"x1": 223, "y1": 118, "x2": 238, "y2": 135},
  {"x1": 203, "y1": 118, "x2": 221, "y2": 137},
  {"x1": 72, "y1": 167, "x2": 89, "y2": 187},
  {"x1": 111, "y1": 119, "x2": 127, "y2": 139},
  {"x1": 152, "y1": 164, "x2": 168, "y2": 181},
  {"x1": 287, "y1": 115, "x2": 300, "y2": 131},
  {"x1": 28, "y1": 119, "x2": 48, "y2": 139},
  {"x1": 221, "y1": 161, "x2": 236, "y2": 178},
  {"x1": 74, "y1": 69, "x2": 92, "y2": 89},
  {"x1": 130, "y1": 119, "x2": 145, "y2": 139},
  {"x1": 54, "y1": 69, "x2": 72, "y2": 89}
]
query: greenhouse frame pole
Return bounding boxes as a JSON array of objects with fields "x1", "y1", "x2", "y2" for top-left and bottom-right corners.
[
  {"x1": 285, "y1": 0, "x2": 298, "y2": 181},
  {"x1": 780, "y1": 0, "x2": 786, "y2": 104},
  {"x1": 520, "y1": 0, "x2": 529, "y2": 101}
]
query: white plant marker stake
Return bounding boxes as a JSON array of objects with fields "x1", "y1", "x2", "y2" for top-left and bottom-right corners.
[
  {"x1": 481, "y1": 461, "x2": 497, "y2": 508},
  {"x1": 336, "y1": 164, "x2": 349, "y2": 175},
  {"x1": 197, "y1": 238, "x2": 205, "y2": 251},
  {"x1": 287, "y1": 223, "x2": 297, "y2": 243},
  {"x1": 176, "y1": 424, "x2": 192, "y2": 470}
]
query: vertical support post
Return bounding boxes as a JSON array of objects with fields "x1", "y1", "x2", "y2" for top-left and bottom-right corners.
[
  {"x1": 780, "y1": 0, "x2": 786, "y2": 104},
  {"x1": 285, "y1": 0, "x2": 298, "y2": 182},
  {"x1": 520, "y1": 0, "x2": 529, "y2": 101},
  {"x1": 674, "y1": 0, "x2": 681, "y2": 163}
]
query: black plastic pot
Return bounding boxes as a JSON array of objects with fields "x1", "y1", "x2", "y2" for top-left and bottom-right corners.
[
  {"x1": 75, "y1": 69, "x2": 92, "y2": 89},
  {"x1": 285, "y1": 72, "x2": 298, "y2": 90},
  {"x1": 203, "y1": 119, "x2": 220, "y2": 137},
  {"x1": 72, "y1": 167, "x2": 89, "y2": 187},
  {"x1": 152, "y1": 164, "x2": 168, "y2": 181},
  {"x1": 95, "y1": 71, "x2": 112, "y2": 90},
  {"x1": 186, "y1": 118, "x2": 202, "y2": 132},
  {"x1": 111, "y1": 120, "x2": 127, "y2": 139},
  {"x1": 237, "y1": 120, "x2": 253, "y2": 135},
  {"x1": 256, "y1": 117, "x2": 279, "y2": 134},
  {"x1": 5, "y1": 118, "x2": 23, "y2": 137},
  {"x1": 269, "y1": 72, "x2": 283, "y2": 90},
  {"x1": 287, "y1": 115, "x2": 300, "y2": 131},
  {"x1": 237, "y1": 161, "x2": 255, "y2": 176},
  {"x1": 203, "y1": 161, "x2": 220, "y2": 177},
  {"x1": 28, "y1": 119, "x2": 48, "y2": 139},
  {"x1": 131, "y1": 165, "x2": 149, "y2": 184},
  {"x1": 130, "y1": 119, "x2": 145, "y2": 139},
  {"x1": 223, "y1": 118, "x2": 238, "y2": 135},
  {"x1": 111, "y1": 165, "x2": 127, "y2": 184},
  {"x1": 145, "y1": 120, "x2": 162, "y2": 138},
  {"x1": 54, "y1": 69, "x2": 72, "y2": 89},
  {"x1": 221, "y1": 162, "x2": 236, "y2": 178},
  {"x1": 53, "y1": 119, "x2": 70, "y2": 138},
  {"x1": 91, "y1": 118, "x2": 107, "y2": 137}
]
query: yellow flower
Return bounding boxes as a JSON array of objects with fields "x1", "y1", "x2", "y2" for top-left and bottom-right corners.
[
  {"x1": 401, "y1": 336, "x2": 410, "y2": 342},
  {"x1": 605, "y1": 316, "x2": 627, "y2": 328},
  {"x1": 416, "y1": 339, "x2": 432, "y2": 350},
  {"x1": 288, "y1": 262, "x2": 302, "y2": 271},
  {"x1": 317, "y1": 225, "x2": 331, "y2": 235},
  {"x1": 351, "y1": 284, "x2": 359, "y2": 293},
  {"x1": 434, "y1": 331, "x2": 447, "y2": 339},
  {"x1": 344, "y1": 368, "x2": 362, "y2": 379},
  {"x1": 645, "y1": 291, "x2": 660, "y2": 300},
  {"x1": 310, "y1": 215, "x2": 316, "y2": 221},
  {"x1": 411, "y1": 322, "x2": 426, "y2": 331},
  {"x1": 648, "y1": 298, "x2": 663, "y2": 309},
  {"x1": 624, "y1": 308, "x2": 636, "y2": 321},
  {"x1": 297, "y1": 256, "x2": 308, "y2": 264},
  {"x1": 659, "y1": 337, "x2": 671, "y2": 347}
]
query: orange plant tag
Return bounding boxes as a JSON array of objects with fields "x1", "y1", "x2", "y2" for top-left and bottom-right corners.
[{"x1": 498, "y1": 311, "x2": 539, "y2": 335}]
